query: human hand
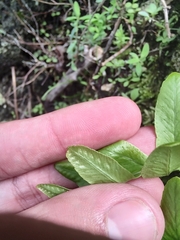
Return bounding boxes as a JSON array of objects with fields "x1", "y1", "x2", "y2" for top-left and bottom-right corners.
[{"x1": 0, "y1": 97, "x2": 165, "y2": 240}]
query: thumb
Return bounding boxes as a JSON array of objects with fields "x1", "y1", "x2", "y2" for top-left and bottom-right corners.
[{"x1": 20, "y1": 180, "x2": 165, "y2": 240}]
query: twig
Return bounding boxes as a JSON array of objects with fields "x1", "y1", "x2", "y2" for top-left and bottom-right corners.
[
  {"x1": 104, "y1": 0, "x2": 127, "y2": 55},
  {"x1": 17, "y1": 40, "x2": 63, "y2": 46},
  {"x1": 11, "y1": 67, "x2": 19, "y2": 120},
  {"x1": 160, "y1": 0, "x2": 171, "y2": 38},
  {"x1": 13, "y1": 11, "x2": 49, "y2": 55},
  {"x1": 102, "y1": 21, "x2": 133, "y2": 66},
  {"x1": 5, "y1": 98, "x2": 23, "y2": 114},
  {"x1": 88, "y1": 0, "x2": 92, "y2": 14},
  {"x1": 33, "y1": 0, "x2": 70, "y2": 6},
  {"x1": 25, "y1": 86, "x2": 32, "y2": 118},
  {"x1": 22, "y1": 62, "x2": 43, "y2": 87},
  {"x1": 6, "y1": 34, "x2": 37, "y2": 61},
  {"x1": 21, "y1": 0, "x2": 39, "y2": 35},
  {"x1": 93, "y1": 0, "x2": 128, "y2": 71},
  {"x1": 104, "y1": 17, "x2": 122, "y2": 55},
  {"x1": 23, "y1": 66, "x2": 48, "y2": 86},
  {"x1": 93, "y1": 16, "x2": 122, "y2": 76}
]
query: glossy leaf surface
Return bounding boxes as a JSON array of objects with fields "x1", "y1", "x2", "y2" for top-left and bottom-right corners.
[
  {"x1": 161, "y1": 177, "x2": 180, "y2": 240},
  {"x1": 155, "y1": 72, "x2": 180, "y2": 147},
  {"x1": 67, "y1": 146, "x2": 134, "y2": 184},
  {"x1": 99, "y1": 140, "x2": 147, "y2": 178},
  {"x1": 55, "y1": 160, "x2": 89, "y2": 186},
  {"x1": 37, "y1": 184, "x2": 69, "y2": 198},
  {"x1": 141, "y1": 142, "x2": 180, "y2": 178}
]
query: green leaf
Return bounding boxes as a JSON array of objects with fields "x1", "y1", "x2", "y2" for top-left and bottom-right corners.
[
  {"x1": 127, "y1": 58, "x2": 139, "y2": 65},
  {"x1": 141, "y1": 142, "x2": 180, "y2": 178},
  {"x1": 127, "y1": 8, "x2": 135, "y2": 14},
  {"x1": 132, "y1": 3, "x2": 139, "y2": 9},
  {"x1": 130, "y1": 88, "x2": 139, "y2": 100},
  {"x1": 80, "y1": 15, "x2": 91, "y2": 21},
  {"x1": 99, "y1": 140, "x2": 147, "y2": 178},
  {"x1": 125, "y1": 2, "x2": 132, "y2": 8},
  {"x1": 131, "y1": 77, "x2": 140, "y2": 82},
  {"x1": 135, "y1": 63, "x2": 142, "y2": 76},
  {"x1": 161, "y1": 177, "x2": 180, "y2": 240},
  {"x1": 140, "y1": 43, "x2": 149, "y2": 59},
  {"x1": 55, "y1": 160, "x2": 89, "y2": 187},
  {"x1": 138, "y1": 11, "x2": 150, "y2": 18},
  {"x1": 155, "y1": 72, "x2": 180, "y2": 147},
  {"x1": 127, "y1": 52, "x2": 140, "y2": 64},
  {"x1": 145, "y1": 3, "x2": 159, "y2": 15},
  {"x1": 66, "y1": 146, "x2": 134, "y2": 184},
  {"x1": 37, "y1": 184, "x2": 69, "y2": 198},
  {"x1": 73, "y1": 1, "x2": 80, "y2": 18},
  {"x1": 66, "y1": 16, "x2": 77, "y2": 21}
]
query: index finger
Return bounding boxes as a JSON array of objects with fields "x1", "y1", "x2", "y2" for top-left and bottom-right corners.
[{"x1": 0, "y1": 97, "x2": 141, "y2": 180}]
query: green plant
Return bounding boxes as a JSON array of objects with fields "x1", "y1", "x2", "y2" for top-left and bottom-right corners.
[
  {"x1": 32, "y1": 103, "x2": 44, "y2": 115},
  {"x1": 93, "y1": 42, "x2": 150, "y2": 100},
  {"x1": 2, "y1": 0, "x2": 179, "y2": 123},
  {"x1": 125, "y1": 0, "x2": 140, "y2": 23},
  {"x1": 37, "y1": 72, "x2": 180, "y2": 239},
  {"x1": 138, "y1": 2, "x2": 162, "y2": 20},
  {"x1": 66, "y1": 1, "x2": 82, "y2": 70},
  {"x1": 127, "y1": 43, "x2": 150, "y2": 77}
]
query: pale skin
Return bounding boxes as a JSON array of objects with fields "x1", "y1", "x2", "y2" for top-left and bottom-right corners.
[{"x1": 0, "y1": 97, "x2": 165, "y2": 240}]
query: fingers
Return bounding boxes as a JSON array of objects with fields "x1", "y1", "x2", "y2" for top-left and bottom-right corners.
[
  {"x1": 127, "y1": 126, "x2": 164, "y2": 204},
  {"x1": 0, "y1": 97, "x2": 141, "y2": 180},
  {"x1": 129, "y1": 177, "x2": 164, "y2": 205},
  {"x1": 0, "y1": 164, "x2": 76, "y2": 213},
  {"x1": 20, "y1": 182, "x2": 165, "y2": 240},
  {"x1": 0, "y1": 123, "x2": 157, "y2": 213},
  {"x1": 128, "y1": 126, "x2": 156, "y2": 155}
]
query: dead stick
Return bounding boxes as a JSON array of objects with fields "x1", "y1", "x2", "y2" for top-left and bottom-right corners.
[
  {"x1": 102, "y1": 22, "x2": 133, "y2": 66},
  {"x1": 160, "y1": 0, "x2": 171, "y2": 38},
  {"x1": 11, "y1": 67, "x2": 19, "y2": 119}
]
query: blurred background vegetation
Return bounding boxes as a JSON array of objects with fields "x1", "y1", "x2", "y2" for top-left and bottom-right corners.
[{"x1": 0, "y1": 0, "x2": 180, "y2": 124}]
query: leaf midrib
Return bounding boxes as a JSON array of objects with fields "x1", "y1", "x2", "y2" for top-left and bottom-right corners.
[{"x1": 70, "y1": 149, "x2": 121, "y2": 183}]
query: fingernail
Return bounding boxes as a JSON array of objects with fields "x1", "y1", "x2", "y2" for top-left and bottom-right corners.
[{"x1": 106, "y1": 199, "x2": 157, "y2": 240}]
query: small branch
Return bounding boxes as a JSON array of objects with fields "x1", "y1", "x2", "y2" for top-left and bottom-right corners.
[
  {"x1": 104, "y1": 17, "x2": 122, "y2": 55},
  {"x1": 93, "y1": 16, "x2": 122, "y2": 76},
  {"x1": 22, "y1": 62, "x2": 45, "y2": 87},
  {"x1": 6, "y1": 34, "x2": 37, "y2": 62},
  {"x1": 88, "y1": 0, "x2": 92, "y2": 14},
  {"x1": 21, "y1": 0, "x2": 39, "y2": 35},
  {"x1": 13, "y1": 12, "x2": 49, "y2": 55},
  {"x1": 25, "y1": 66, "x2": 47, "y2": 86},
  {"x1": 102, "y1": 21, "x2": 133, "y2": 66},
  {"x1": 11, "y1": 67, "x2": 19, "y2": 120},
  {"x1": 33, "y1": 0, "x2": 70, "y2": 6},
  {"x1": 160, "y1": 0, "x2": 171, "y2": 38},
  {"x1": 17, "y1": 40, "x2": 63, "y2": 46}
]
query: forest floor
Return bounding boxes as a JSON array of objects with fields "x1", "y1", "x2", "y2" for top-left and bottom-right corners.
[{"x1": 0, "y1": 0, "x2": 180, "y2": 124}]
